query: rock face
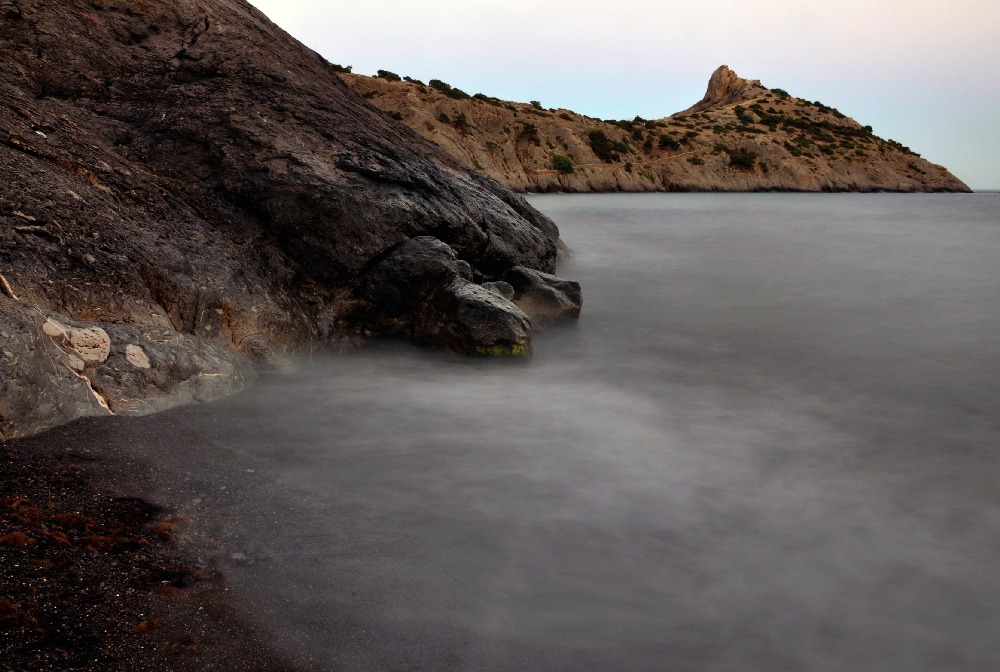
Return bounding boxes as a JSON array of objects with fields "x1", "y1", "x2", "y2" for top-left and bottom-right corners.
[
  {"x1": 341, "y1": 66, "x2": 970, "y2": 193},
  {"x1": 0, "y1": 0, "x2": 578, "y2": 439},
  {"x1": 680, "y1": 65, "x2": 770, "y2": 114}
]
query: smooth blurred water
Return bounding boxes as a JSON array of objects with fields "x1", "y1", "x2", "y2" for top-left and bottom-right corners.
[{"x1": 86, "y1": 193, "x2": 1000, "y2": 670}]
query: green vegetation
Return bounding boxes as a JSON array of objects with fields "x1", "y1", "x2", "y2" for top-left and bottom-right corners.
[
  {"x1": 473, "y1": 93, "x2": 504, "y2": 107},
  {"x1": 885, "y1": 138, "x2": 919, "y2": 156},
  {"x1": 552, "y1": 154, "x2": 575, "y2": 174},
  {"x1": 658, "y1": 135, "x2": 680, "y2": 150},
  {"x1": 474, "y1": 344, "x2": 527, "y2": 358},
  {"x1": 727, "y1": 148, "x2": 757, "y2": 170},
  {"x1": 714, "y1": 144, "x2": 757, "y2": 170},
  {"x1": 328, "y1": 62, "x2": 352, "y2": 73},
  {"x1": 519, "y1": 123, "x2": 541, "y2": 146},
  {"x1": 429, "y1": 79, "x2": 471, "y2": 100},
  {"x1": 376, "y1": 69, "x2": 401, "y2": 82},
  {"x1": 386, "y1": 110, "x2": 403, "y2": 121},
  {"x1": 403, "y1": 75, "x2": 424, "y2": 85},
  {"x1": 530, "y1": 100, "x2": 543, "y2": 110},
  {"x1": 733, "y1": 105, "x2": 755, "y2": 125},
  {"x1": 588, "y1": 130, "x2": 618, "y2": 162}
]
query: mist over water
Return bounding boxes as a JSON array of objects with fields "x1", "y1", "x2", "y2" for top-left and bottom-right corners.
[{"x1": 93, "y1": 193, "x2": 1000, "y2": 670}]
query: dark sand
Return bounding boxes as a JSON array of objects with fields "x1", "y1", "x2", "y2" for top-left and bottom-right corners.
[{"x1": 0, "y1": 422, "x2": 304, "y2": 672}]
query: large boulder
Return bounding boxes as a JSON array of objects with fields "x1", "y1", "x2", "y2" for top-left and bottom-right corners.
[
  {"x1": 0, "y1": 0, "x2": 580, "y2": 437},
  {"x1": 362, "y1": 237, "x2": 531, "y2": 356},
  {"x1": 504, "y1": 266, "x2": 583, "y2": 329}
]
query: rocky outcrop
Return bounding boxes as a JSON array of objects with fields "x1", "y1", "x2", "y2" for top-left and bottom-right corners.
[
  {"x1": 0, "y1": 0, "x2": 579, "y2": 439},
  {"x1": 504, "y1": 267, "x2": 582, "y2": 329},
  {"x1": 361, "y1": 236, "x2": 531, "y2": 356},
  {"x1": 679, "y1": 65, "x2": 770, "y2": 114},
  {"x1": 341, "y1": 66, "x2": 970, "y2": 193}
]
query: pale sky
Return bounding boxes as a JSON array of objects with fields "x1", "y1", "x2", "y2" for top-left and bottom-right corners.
[{"x1": 249, "y1": 0, "x2": 1000, "y2": 189}]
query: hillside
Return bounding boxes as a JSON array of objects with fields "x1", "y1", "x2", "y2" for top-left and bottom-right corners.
[
  {"x1": 0, "y1": 0, "x2": 579, "y2": 440},
  {"x1": 341, "y1": 65, "x2": 970, "y2": 193}
]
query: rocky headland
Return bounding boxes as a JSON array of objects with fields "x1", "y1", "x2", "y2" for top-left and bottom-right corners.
[
  {"x1": 0, "y1": 0, "x2": 581, "y2": 442},
  {"x1": 341, "y1": 65, "x2": 970, "y2": 193}
]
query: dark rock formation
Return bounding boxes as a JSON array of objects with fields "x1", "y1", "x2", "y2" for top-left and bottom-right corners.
[
  {"x1": 504, "y1": 267, "x2": 583, "y2": 329},
  {"x1": 0, "y1": 0, "x2": 578, "y2": 439},
  {"x1": 361, "y1": 236, "x2": 531, "y2": 355}
]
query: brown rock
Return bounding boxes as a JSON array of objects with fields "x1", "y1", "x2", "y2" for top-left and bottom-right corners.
[{"x1": 342, "y1": 66, "x2": 970, "y2": 193}]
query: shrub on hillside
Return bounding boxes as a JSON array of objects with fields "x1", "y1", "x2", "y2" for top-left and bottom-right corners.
[
  {"x1": 552, "y1": 154, "x2": 575, "y2": 174},
  {"x1": 376, "y1": 69, "x2": 401, "y2": 82},
  {"x1": 727, "y1": 148, "x2": 757, "y2": 170},
  {"x1": 519, "y1": 123, "x2": 541, "y2": 146},
  {"x1": 429, "y1": 79, "x2": 471, "y2": 100},
  {"x1": 589, "y1": 130, "x2": 617, "y2": 162},
  {"x1": 659, "y1": 135, "x2": 680, "y2": 150}
]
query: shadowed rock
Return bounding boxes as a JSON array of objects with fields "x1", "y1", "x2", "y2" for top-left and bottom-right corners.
[
  {"x1": 504, "y1": 266, "x2": 583, "y2": 329},
  {"x1": 362, "y1": 237, "x2": 531, "y2": 356},
  {"x1": 0, "y1": 0, "x2": 579, "y2": 437}
]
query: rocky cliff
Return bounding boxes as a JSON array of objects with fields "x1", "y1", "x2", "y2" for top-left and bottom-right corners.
[
  {"x1": 0, "y1": 0, "x2": 580, "y2": 440},
  {"x1": 342, "y1": 65, "x2": 970, "y2": 193}
]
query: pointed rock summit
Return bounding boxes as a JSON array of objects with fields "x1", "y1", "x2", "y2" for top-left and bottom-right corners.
[{"x1": 683, "y1": 65, "x2": 769, "y2": 114}]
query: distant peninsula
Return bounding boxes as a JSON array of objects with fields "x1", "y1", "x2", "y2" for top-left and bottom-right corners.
[{"x1": 341, "y1": 65, "x2": 970, "y2": 193}]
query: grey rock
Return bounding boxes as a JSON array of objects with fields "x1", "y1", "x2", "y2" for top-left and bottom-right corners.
[
  {"x1": 0, "y1": 296, "x2": 254, "y2": 441},
  {"x1": 504, "y1": 266, "x2": 583, "y2": 329},
  {"x1": 362, "y1": 237, "x2": 531, "y2": 356},
  {"x1": 482, "y1": 281, "x2": 515, "y2": 300},
  {"x1": 419, "y1": 279, "x2": 531, "y2": 357}
]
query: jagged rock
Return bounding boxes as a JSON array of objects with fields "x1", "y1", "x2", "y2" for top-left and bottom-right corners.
[
  {"x1": 419, "y1": 278, "x2": 531, "y2": 357},
  {"x1": 0, "y1": 0, "x2": 575, "y2": 438},
  {"x1": 681, "y1": 65, "x2": 770, "y2": 114},
  {"x1": 341, "y1": 66, "x2": 969, "y2": 193},
  {"x1": 362, "y1": 237, "x2": 531, "y2": 356},
  {"x1": 504, "y1": 267, "x2": 582, "y2": 329}
]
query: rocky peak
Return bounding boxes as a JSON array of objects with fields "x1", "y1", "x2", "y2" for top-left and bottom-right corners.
[{"x1": 682, "y1": 65, "x2": 769, "y2": 113}]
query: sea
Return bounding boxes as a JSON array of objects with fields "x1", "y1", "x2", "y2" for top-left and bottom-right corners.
[{"x1": 64, "y1": 193, "x2": 1000, "y2": 670}]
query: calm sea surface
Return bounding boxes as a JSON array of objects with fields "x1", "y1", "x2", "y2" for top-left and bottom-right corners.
[{"x1": 68, "y1": 193, "x2": 1000, "y2": 670}]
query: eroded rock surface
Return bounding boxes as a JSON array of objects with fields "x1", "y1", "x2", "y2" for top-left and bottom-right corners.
[{"x1": 0, "y1": 0, "x2": 579, "y2": 438}]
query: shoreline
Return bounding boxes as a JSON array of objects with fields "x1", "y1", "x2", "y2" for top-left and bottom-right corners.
[{"x1": 0, "y1": 419, "x2": 306, "y2": 672}]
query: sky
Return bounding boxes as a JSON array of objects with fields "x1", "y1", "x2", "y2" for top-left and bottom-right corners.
[{"x1": 248, "y1": 0, "x2": 1000, "y2": 189}]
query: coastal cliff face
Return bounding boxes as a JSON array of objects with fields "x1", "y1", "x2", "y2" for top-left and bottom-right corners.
[
  {"x1": 0, "y1": 0, "x2": 578, "y2": 439},
  {"x1": 342, "y1": 65, "x2": 970, "y2": 193}
]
